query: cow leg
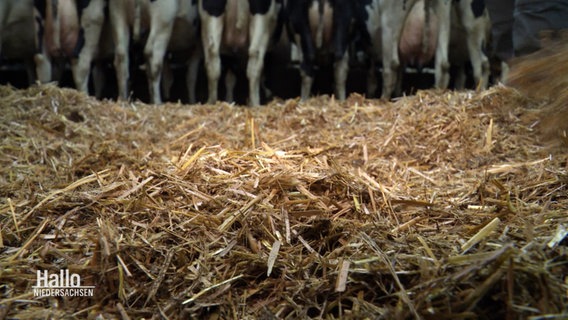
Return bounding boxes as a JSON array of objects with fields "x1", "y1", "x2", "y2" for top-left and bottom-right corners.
[
  {"x1": 364, "y1": 1, "x2": 382, "y2": 99},
  {"x1": 73, "y1": 0, "x2": 105, "y2": 94},
  {"x1": 200, "y1": 11, "x2": 223, "y2": 104},
  {"x1": 380, "y1": 1, "x2": 404, "y2": 99},
  {"x1": 464, "y1": 24, "x2": 489, "y2": 89},
  {"x1": 34, "y1": 54, "x2": 52, "y2": 84},
  {"x1": 300, "y1": 68, "x2": 314, "y2": 101},
  {"x1": 297, "y1": 31, "x2": 315, "y2": 100},
  {"x1": 261, "y1": 74, "x2": 272, "y2": 100},
  {"x1": 454, "y1": 65, "x2": 467, "y2": 90},
  {"x1": 247, "y1": 12, "x2": 273, "y2": 106},
  {"x1": 394, "y1": 65, "x2": 404, "y2": 96},
  {"x1": 92, "y1": 62, "x2": 106, "y2": 99},
  {"x1": 161, "y1": 60, "x2": 174, "y2": 102},
  {"x1": 334, "y1": 51, "x2": 349, "y2": 101},
  {"x1": 470, "y1": 47, "x2": 490, "y2": 90},
  {"x1": 33, "y1": 5, "x2": 52, "y2": 84},
  {"x1": 288, "y1": 1, "x2": 317, "y2": 101},
  {"x1": 433, "y1": 0, "x2": 451, "y2": 90},
  {"x1": 145, "y1": 0, "x2": 177, "y2": 104},
  {"x1": 186, "y1": 48, "x2": 201, "y2": 104},
  {"x1": 367, "y1": 61, "x2": 378, "y2": 98},
  {"x1": 500, "y1": 61, "x2": 510, "y2": 82},
  {"x1": 109, "y1": 0, "x2": 131, "y2": 100},
  {"x1": 225, "y1": 69, "x2": 236, "y2": 103}
]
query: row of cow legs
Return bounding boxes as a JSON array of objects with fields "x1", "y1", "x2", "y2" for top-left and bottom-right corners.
[
  {"x1": 200, "y1": 0, "x2": 278, "y2": 106},
  {"x1": 298, "y1": 53, "x2": 350, "y2": 102},
  {"x1": 37, "y1": 0, "x2": 193, "y2": 104},
  {"x1": 13, "y1": 0, "x2": 490, "y2": 104},
  {"x1": 376, "y1": 0, "x2": 492, "y2": 99}
]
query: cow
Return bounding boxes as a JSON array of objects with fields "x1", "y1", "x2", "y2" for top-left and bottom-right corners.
[
  {"x1": 39, "y1": 0, "x2": 110, "y2": 97},
  {"x1": 143, "y1": 0, "x2": 201, "y2": 104},
  {"x1": 359, "y1": 0, "x2": 451, "y2": 99},
  {"x1": 449, "y1": 0, "x2": 491, "y2": 90},
  {"x1": 285, "y1": 0, "x2": 356, "y2": 101},
  {"x1": 198, "y1": 0, "x2": 283, "y2": 106},
  {"x1": 0, "y1": 0, "x2": 51, "y2": 85}
]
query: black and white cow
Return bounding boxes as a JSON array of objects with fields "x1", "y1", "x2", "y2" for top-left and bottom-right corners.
[
  {"x1": 39, "y1": 0, "x2": 110, "y2": 97},
  {"x1": 450, "y1": 0, "x2": 491, "y2": 90},
  {"x1": 359, "y1": 0, "x2": 451, "y2": 99},
  {"x1": 199, "y1": 0, "x2": 283, "y2": 106},
  {"x1": 0, "y1": 0, "x2": 51, "y2": 84},
  {"x1": 285, "y1": 0, "x2": 357, "y2": 101}
]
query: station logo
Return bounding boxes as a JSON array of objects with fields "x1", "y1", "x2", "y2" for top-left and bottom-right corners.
[{"x1": 33, "y1": 269, "x2": 95, "y2": 297}]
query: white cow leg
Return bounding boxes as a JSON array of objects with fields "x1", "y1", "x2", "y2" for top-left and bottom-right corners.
[
  {"x1": 300, "y1": 69, "x2": 313, "y2": 101},
  {"x1": 33, "y1": 9, "x2": 51, "y2": 84},
  {"x1": 72, "y1": 52, "x2": 93, "y2": 94},
  {"x1": 73, "y1": 0, "x2": 104, "y2": 94},
  {"x1": 380, "y1": 0, "x2": 403, "y2": 99},
  {"x1": 434, "y1": 0, "x2": 451, "y2": 90},
  {"x1": 145, "y1": 38, "x2": 170, "y2": 105},
  {"x1": 201, "y1": 14, "x2": 223, "y2": 104},
  {"x1": 110, "y1": 1, "x2": 131, "y2": 100},
  {"x1": 466, "y1": 32, "x2": 489, "y2": 90},
  {"x1": 500, "y1": 61, "x2": 510, "y2": 83},
  {"x1": 334, "y1": 52, "x2": 349, "y2": 101},
  {"x1": 34, "y1": 53, "x2": 52, "y2": 84},
  {"x1": 458, "y1": 2, "x2": 490, "y2": 90},
  {"x1": 113, "y1": 41, "x2": 130, "y2": 100},
  {"x1": 381, "y1": 49, "x2": 400, "y2": 99},
  {"x1": 145, "y1": 0, "x2": 176, "y2": 104},
  {"x1": 247, "y1": 14, "x2": 272, "y2": 106}
]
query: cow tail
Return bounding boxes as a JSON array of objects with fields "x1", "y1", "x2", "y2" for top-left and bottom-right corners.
[
  {"x1": 422, "y1": 0, "x2": 431, "y2": 59},
  {"x1": 133, "y1": 0, "x2": 142, "y2": 41}
]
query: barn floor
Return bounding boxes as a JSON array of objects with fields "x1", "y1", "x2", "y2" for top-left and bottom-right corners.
[{"x1": 0, "y1": 84, "x2": 567, "y2": 319}]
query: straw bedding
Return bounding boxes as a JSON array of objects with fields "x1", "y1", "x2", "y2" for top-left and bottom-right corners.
[{"x1": 0, "y1": 84, "x2": 566, "y2": 319}]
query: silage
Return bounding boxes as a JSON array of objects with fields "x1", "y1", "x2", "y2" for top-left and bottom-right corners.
[{"x1": 0, "y1": 84, "x2": 566, "y2": 319}]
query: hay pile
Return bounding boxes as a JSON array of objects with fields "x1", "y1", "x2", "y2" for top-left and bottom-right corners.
[{"x1": 0, "y1": 84, "x2": 566, "y2": 319}]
